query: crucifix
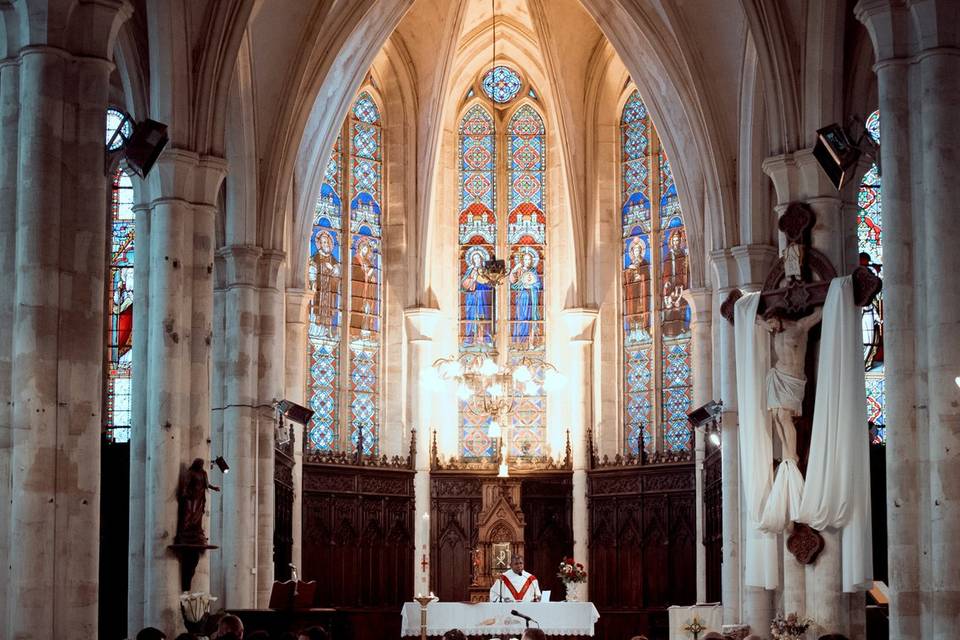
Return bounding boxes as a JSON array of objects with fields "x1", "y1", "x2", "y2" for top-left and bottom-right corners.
[{"x1": 721, "y1": 202, "x2": 881, "y2": 563}]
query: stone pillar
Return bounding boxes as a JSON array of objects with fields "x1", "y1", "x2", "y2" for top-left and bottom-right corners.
[
  {"x1": 562, "y1": 308, "x2": 598, "y2": 597},
  {"x1": 0, "y1": 54, "x2": 19, "y2": 633},
  {"x1": 913, "y1": 5, "x2": 960, "y2": 635},
  {"x1": 7, "y1": 26, "x2": 127, "y2": 635},
  {"x1": 711, "y1": 250, "x2": 741, "y2": 625},
  {"x1": 712, "y1": 245, "x2": 778, "y2": 633},
  {"x1": 855, "y1": 2, "x2": 918, "y2": 636},
  {"x1": 404, "y1": 307, "x2": 440, "y2": 593},
  {"x1": 284, "y1": 288, "x2": 310, "y2": 575},
  {"x1": 138, "y1": 151, "x2": 225, "y2": 634},
  {"x1": 209, "y1": 255, "x2": 227, "y2": 605},
  {"x1": 256, "y1": 250, "x2": 285, "y2": 606},
  {"x1": 219, "y1": 245, "x2": 263, "y2": 609},
  {"x1": 686, "y1": 288, "x2": 713, "y2": 604}
]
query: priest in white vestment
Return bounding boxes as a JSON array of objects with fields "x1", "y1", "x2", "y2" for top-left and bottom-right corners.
[{"x1": 489, "y1": 555, "x2": 542, "y2": 602}]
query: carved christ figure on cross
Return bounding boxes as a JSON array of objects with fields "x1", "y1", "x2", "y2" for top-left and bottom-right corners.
[{"x1": 756, "y1": 306, "x2": 823, "y2": 463}]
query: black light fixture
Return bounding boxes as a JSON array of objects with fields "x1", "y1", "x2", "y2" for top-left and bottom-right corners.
[
  {"x1": 687, "y1": 400, "x2": 723, "y2": 428},
  {"x1": 813, "y1": 124, "x2": 860, "y2": 190},
  {"x1": 276, "y1": 399, "x2": 315, "y2": 426},
  {"x1": 124, "y1": 119, "x2": 169, "y2": 178},
  {"x1": 212, "y1": 456, "x2": 230, "y2": 474}
]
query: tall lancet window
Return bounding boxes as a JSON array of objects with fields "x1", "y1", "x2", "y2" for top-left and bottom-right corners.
[
  {"x1": 105, "y1": 166, "x2": 135, "y2": 443},
  {"x1": 506, "y1": 104, "x2": 546, "y2": 456},
  {"x1": 620, "y1": 90, "x2": 692, "y2": 456},
  {"x1": 858, "y1": 109, "x2": 884, "y2": 444},
  {"x1": 457, "y1": 68, "x2": 548, "y2": 459},
  {"x1": 307, "y1": 91, "x2": 383, "y2": 454}
]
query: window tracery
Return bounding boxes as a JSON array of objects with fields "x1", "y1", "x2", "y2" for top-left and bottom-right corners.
[
  {"x1": 620, "y1": 90, "x2": 692, "y2": 455},
  {"x1": 307, "y1": 91, "x2": 383, "y2": 454}
]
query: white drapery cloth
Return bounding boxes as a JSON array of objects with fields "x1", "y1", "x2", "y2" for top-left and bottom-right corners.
[
  {"x1": 734, "y1": 278, "x2": 873, "y2": 592},
  {"x1": 734, "y1": 291, "x2": 780, "y2": 589},
  {"x1": 797, "y1": 276, "x2": 873, "y2": 592}
]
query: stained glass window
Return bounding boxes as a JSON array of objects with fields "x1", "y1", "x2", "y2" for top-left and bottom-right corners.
[
  {"x1": 458, "y1": 103, "x2": 497, "y2": 458},
  {"x1": 105, "y1": 167, "x2": 135, "y2": 443},
  {"x1": 507, "y1": 105, "x2": 546, "y2": 457},
  {"x1": 621, "y1": 90, "x2": 692, "y2": 455},
  {"x1": 457, "y1": 80, "x2": 548, "y2": 458},
  {"x1": 482, "y1": 66, "x2": 523, "y2": 104},
  {"x1": 306, "y1": 91, "x2": 383, "y2": 454},
  {"x1": 858, "y1": 109, "x2": 884, "y2": 444}
]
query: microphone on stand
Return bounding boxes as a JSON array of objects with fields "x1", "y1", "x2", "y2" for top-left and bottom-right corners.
[{"x1": 510, "y1": 609, "x2": 538, "y2": 628}]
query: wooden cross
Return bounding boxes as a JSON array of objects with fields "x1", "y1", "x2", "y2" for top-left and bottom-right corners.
[{"x1": 720, "y1": 202, "x2": 881, "y2": 324}]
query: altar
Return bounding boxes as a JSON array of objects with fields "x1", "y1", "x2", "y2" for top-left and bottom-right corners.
[{"x1": 400, "y1": 601, "x2": 600, "y2": 638}]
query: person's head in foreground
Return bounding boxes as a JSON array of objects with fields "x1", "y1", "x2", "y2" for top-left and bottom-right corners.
[
  {"x1": 628, "y1": 636, "x2": 648, "y2": 640},
  {"x1": 521, "y1": 629, "x2": 547, "y2": 640},
  {"x1": 297, "y1": 625, "x2": 331, "y2": 640},
  {"x1": 217, "y1": 614, "x2": 244, "y2": 639},
  {"x1": 442, "y1": 630, "x2": 467, "y2": 640},
  {"x1": 137, "y1": 628, "x2": 166, "y2": 640}
]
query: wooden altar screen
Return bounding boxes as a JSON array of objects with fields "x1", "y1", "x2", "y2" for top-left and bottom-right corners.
[{"x1": 588, "y1": 453, "x2": 697, "y2": 640}]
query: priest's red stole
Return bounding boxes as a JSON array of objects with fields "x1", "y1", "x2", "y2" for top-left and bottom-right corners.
[{"x1": 500, "y1": 574, "x2": 536, "y2": 601}]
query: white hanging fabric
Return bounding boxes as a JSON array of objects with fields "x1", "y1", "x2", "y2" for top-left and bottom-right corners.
[
  {"x1": 798, "y1": 275, "x2": 873, "y2": 592},
  {"x1": 734, "y1": 291, "x2": 780, "y2": 589}
]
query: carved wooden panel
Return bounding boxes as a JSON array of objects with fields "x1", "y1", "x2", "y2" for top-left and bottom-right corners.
[
  {"x1": 703, "y1": 445, "x2": 722, "y2": 602},
  {"x1": 274, "y1": 449, "x2": 295, "y2": 581},
  {"x1": 302, "y1": 463, "x2": 414, "y2": 607},
  {"x1": 588, "y1": 463, "x2": 696, "y2": 639},
  {"x1": 431, "y1": 475, "x2": 483, "y2": 602},
  {"x1": 522, "y1": 474, "x2": 573, "y2": 600}
]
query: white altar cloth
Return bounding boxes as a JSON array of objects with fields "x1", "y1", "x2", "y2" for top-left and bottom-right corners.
[
  {"x1": 400, "y1": 601, "x2": 600, "y2": 637},
  {"x1": 667, "y1": 603, "x2": 722, "y2": 640}
]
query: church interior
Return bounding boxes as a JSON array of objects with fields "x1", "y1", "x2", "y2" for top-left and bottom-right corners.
[{"x1": 0, "y1": 0, "x2": 956, "y2": 639}]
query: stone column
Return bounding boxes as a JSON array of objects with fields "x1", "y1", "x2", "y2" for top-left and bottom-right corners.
[
  {"x1": 0, "y1": 54, "x2": 18, "y2": 632},
  {"x1": 855, "y1": 2, "x2": 918, "y2": 636},
  {"x1": 8, "y1": 37, "x2": 126, "y2": 637},
  {"x1": 562, "y1": 308, "x2": 598, "y2": 597},
  {"x1": 219, "y1": 245, "x2": 263, "y2": 609},
  {"x1": 404, "y1": 307, "x2": 440, "y2": 593},
  {"x1": 913, "y1": 4, "x2": 960, "y2": 635},
  {"x1": 138, "y1": 151, "x2": 225, "y2": 634},
  {"x1": 284, "y1": 288, "x2": 310, "y2": 575},
  {"x1": 686, "y1": 288, "x2": 713, "y2": 604},
  {"x1": 256, "y1": 251, "x2": 285, "y2": 606}
]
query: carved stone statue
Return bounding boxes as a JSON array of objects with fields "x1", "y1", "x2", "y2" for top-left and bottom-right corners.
[
  {"x1": 756, "y1": 308, "x2": 823, "y2": 463},
  {"x1": 176, "y1": 458, "x2": 220, "y2": 546}
]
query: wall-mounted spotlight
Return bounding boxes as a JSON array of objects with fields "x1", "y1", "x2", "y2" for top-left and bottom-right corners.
[
  {"x1": 275, "y1": 399, "x2": 315, "y2": 425},
  {"x1": 813, "y1": 117, "x2": 880, "y2": 191},
  {"x1": 212, "y1": 456, "x2": 230, "y2": 474},
  {"x1": 687, "y1": 400, "x2": 723, "y2": 428},
  {"x1": 688, "y1": 400, "x2": 723, "y2": 448},
  {"x1": 104, "y1": 107, "x2": 168, "y2": 178}
]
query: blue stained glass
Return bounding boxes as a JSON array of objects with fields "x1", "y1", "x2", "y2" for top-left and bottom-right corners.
[
  {"x1": 306, "y1": 91, "x2": 385, "y2": 455},
  {"x1": 859, "y1": 109, "x2": 884, "y2": 441},
  {"x1": 482, "y1": 65, "x2": 523, "y2": 104},
  {"x1": 621, "y1": 88, "x2": 692, "y2": 456},
  {"x1": 353, "y1": 92, "x2": 380, "y2": 124}
]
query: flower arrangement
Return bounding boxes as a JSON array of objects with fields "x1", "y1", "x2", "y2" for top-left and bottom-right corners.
[
  {"x1": 770, "y1": 612, "x2": 813, "y2": 639},
  {"x1": 556, "y1": 557, "x2": 587, "y2": 584}
]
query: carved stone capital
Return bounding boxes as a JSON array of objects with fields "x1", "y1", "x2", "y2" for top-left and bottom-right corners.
[
  {"x1": 404, "y1": 306, "x2": 441, "y2": 342},
  {"x1": 285, "y1": 288, "x2": 310, "y2": 323},
  {"x1": 562, "y1": 307, "x2": 598, "y2": 342},
  {"x1": 217, "y1": 245, "x2": 263, "y2": 288}
]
